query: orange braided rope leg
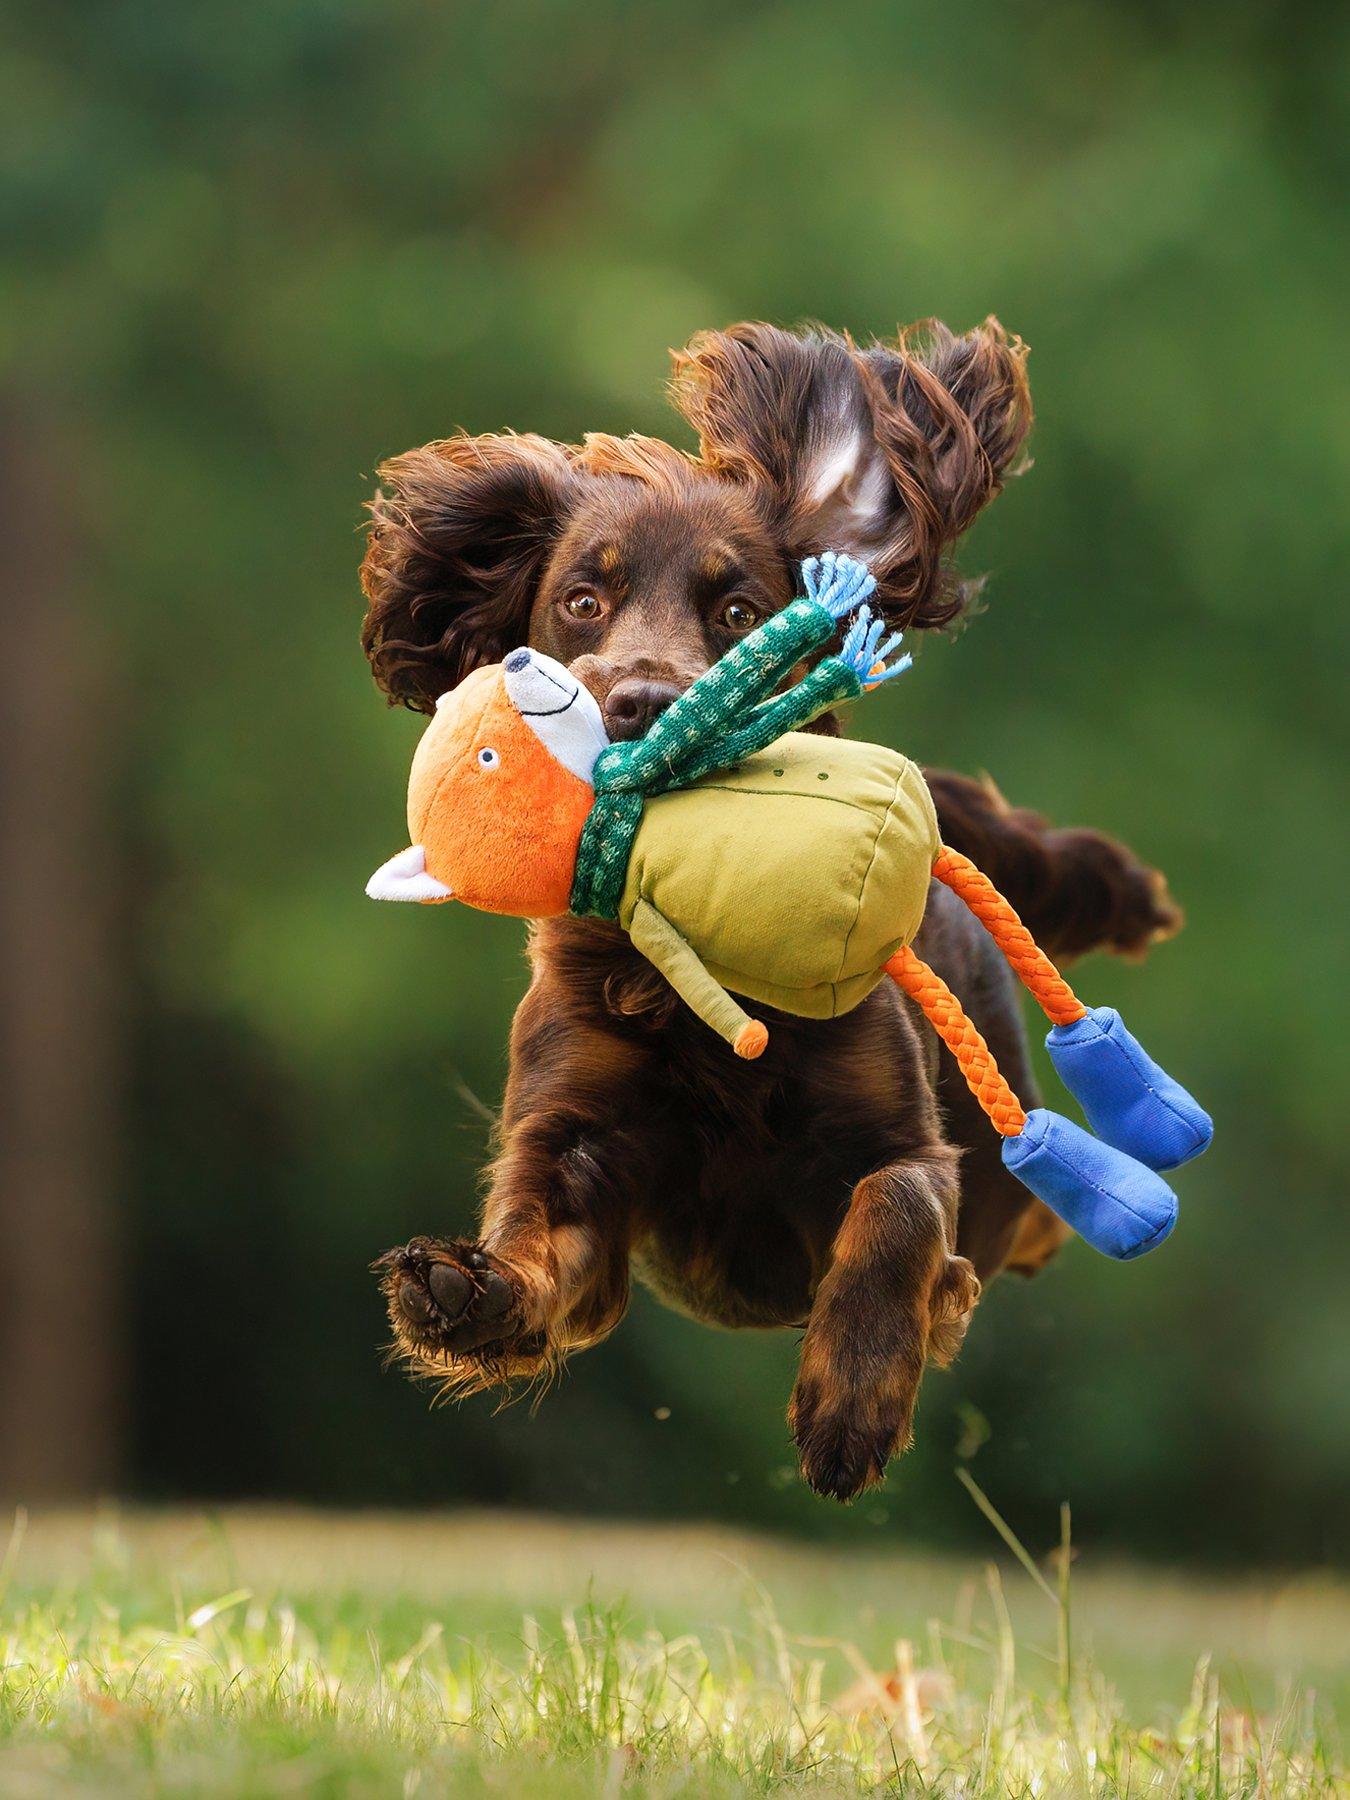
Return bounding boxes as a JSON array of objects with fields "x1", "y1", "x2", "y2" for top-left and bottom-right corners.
[
  {"x1": 885, "y1": 947, "x2": 1028, "y2": 1138},
  {"x1": 932, "y1": 846, "x2": 1087, "y2": 1027}
]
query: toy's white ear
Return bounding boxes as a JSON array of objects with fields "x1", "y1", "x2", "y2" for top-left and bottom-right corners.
[
  {"x1": 366, "y1": 844, "x2": 453, "y2": 903},
  {"x1": 501, "y1": 647, "x2": 608, "y2": 784}
]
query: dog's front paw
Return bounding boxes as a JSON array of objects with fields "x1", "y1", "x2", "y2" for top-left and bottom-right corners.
[{"x1": 374, "y1": 1237, "x2": 535, "y2": 1372}]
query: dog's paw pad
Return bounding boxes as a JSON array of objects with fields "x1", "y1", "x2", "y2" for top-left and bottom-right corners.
[
  {"x1": 376, "y1": 1237, "x2": 522, "y2": 1359},
  {"x1": 397, "y1": 1279, "x2": 435, "y2": 1325},
  {"x1": 427, "y1": 1262, "x2": 473, "y2": 1318},
  {"x1": 476, "y1": 1270, "x2": 514, "y2": 1319}
]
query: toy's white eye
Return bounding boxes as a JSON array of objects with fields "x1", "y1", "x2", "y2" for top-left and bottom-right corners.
[{"x1": 477, "y1": 746, "x2": 500, "y2": 770}]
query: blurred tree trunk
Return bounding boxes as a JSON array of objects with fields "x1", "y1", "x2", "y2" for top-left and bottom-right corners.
[{"x1": 0, "y1": 403, "x2": 124, "y2": 1498}]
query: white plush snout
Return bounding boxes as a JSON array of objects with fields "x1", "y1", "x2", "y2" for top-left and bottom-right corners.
[{"x1": 501, "y1": 647, "x2": 608, "y2": 784}]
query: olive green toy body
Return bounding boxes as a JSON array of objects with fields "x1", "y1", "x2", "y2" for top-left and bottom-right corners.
[{"x1": 617, "y1": 732, "x2": 938, "y2": 1019}]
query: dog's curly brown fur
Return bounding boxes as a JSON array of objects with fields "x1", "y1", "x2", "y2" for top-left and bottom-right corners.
[{"x1": 360, "y1": 319, "x2": 1181, "y2": 1501}]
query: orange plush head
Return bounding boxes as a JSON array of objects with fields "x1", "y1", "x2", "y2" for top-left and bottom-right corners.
[{"x1": 366, "y1": 649, "x2": 607, "y2": 918}]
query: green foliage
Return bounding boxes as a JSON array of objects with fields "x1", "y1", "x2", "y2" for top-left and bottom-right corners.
[{"x1": 3, "y1": 2, "x2": 1346, "y2": 1553}]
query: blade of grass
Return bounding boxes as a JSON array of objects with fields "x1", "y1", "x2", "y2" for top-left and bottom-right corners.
[{"x1": 955, "y1": 1468, "x2": 1057, "y2": 1605}]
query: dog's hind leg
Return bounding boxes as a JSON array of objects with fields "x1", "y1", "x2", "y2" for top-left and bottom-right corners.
[{"x1": 789, "y1": 1143, "x2": 979, "y2": 1502}]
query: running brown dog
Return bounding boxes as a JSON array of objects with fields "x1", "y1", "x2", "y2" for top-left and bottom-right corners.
[{"x1": 359, "y1": 319, "x2": 1179, "y2": 1500}]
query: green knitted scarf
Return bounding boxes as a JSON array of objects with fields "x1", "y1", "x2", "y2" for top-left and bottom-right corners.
[{"x1": 569, "y1": 596, "x2": 865, "y2": 919}]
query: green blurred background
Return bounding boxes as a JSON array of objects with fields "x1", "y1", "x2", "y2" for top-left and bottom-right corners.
[{"x1": 2, "y1": 0, "x2": 1345, "y2": 1567}]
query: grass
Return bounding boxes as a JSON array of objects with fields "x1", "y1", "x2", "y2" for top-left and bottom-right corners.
[{"x1": 0, "y1": 1502, "x2": 1343, "y2": 1796}]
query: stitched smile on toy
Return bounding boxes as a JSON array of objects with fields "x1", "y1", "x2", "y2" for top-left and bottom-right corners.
[{"x1": 506, "y1": 649, "x2": 585, "y2": 717}]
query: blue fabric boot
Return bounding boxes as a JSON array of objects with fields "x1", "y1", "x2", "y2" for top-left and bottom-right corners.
[
  {"x1": 1002, "y1": 1108, "x2": 1178, "y2": 1260},
  {"x1": 1046, "y1": 1007, "x2": 1213, "y2": 1172}
]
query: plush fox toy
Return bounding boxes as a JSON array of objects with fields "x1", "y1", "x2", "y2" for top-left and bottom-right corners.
[{"x1": 369, "y1": 554, "x2": 1211, "y2": 1261}]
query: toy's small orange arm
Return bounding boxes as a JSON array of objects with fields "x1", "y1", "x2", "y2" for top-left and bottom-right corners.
[{"x1": 628, "y1": 901, "x2": 767, "y2": 1058}]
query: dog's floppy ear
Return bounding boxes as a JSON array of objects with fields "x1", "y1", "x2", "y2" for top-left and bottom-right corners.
[
  {"x1": 361, "y1": 433, "x2": 575, "y2": 712},
  {"x1": 670, "y1": 318, "x2": 1031, "y2": 628}
]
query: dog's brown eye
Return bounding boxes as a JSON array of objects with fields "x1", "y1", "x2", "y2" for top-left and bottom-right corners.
[
  {"x1": 720, "y1": 601, "x2": 757, "y2": 632},
  {"x1": 563, "y1": 593, "x2": 602, "y2": 621}
]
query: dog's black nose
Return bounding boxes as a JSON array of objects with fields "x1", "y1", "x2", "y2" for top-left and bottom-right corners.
[{"x1": 602, "y1": 677, "x2": 682, "y2": 741}]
